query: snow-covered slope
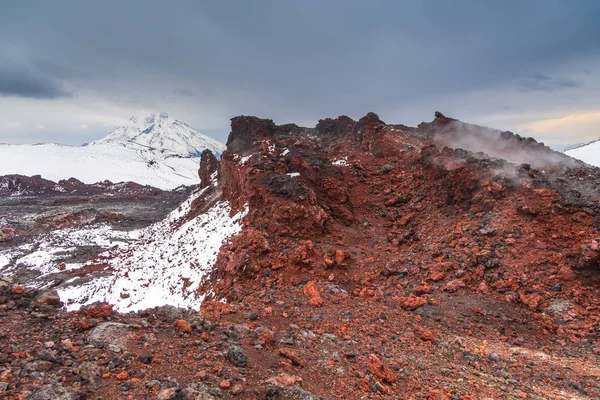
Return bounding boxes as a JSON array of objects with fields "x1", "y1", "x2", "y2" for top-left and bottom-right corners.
[
  {"x1": 0, "y1": 112, "x2": 226, "y2": 190},
  {"x1": 0, "y1": 185, "x2": 247, "y2": 312},
  {"x1": 89, "y1": 112, "x2": 225, "y2": 157},
  {"x1": 0, "y1": 142, "x2": 200, "y2": 190},
  {"x1": 565, "y1": 139, "x2": 600, "y2": 167}
]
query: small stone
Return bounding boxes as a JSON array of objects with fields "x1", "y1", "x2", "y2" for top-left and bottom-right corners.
[
  {"x1": 230, "y1": 384, "x2": 243, "y2": 395},
  {"x1": 279, "y1": 336, "x2": 295, "y2": 345},
  {"x1": 116, "y1": 371, "x2": 129, "y2": 381},
  {"x1": 380, "y1": 164, "x2": 395, "y2": 174},
  {"x1": 243, "y1": 311, "x2": 258, "y2": 321},
  {"x1": 139, "y1": 354, "x2": 153, "y2": 364},
  {"x1": 35, "y1": 290, "x2": 62, "y2": 307},
  {"x1": 156, "y1": 388, "x2": 177, "y2": 400},
  {"x1": 488, "y1": 353, "x2": 501, "y2": 362},
  {"x1": 88, "y1": 322, "x2": 130, "y2": 351},
  {"x1": 266, "y1": 373, "x2": 303, "y2": 388},
  {"x1": 279, "y1": 348, "x2": 303, "y2": 366},
  {"x1": 549, "y1": 283, "x2": 562, "y2": 292},
  {"x1": 397, "y1": 294, "x2": 427, "y2": 310},
  {"x1": 417, "y1": 328, "x2": 434, "y2": 342},
  {"x1": 371, "y1": 381, "x2": 385, "y2": 392},
  {"x1": 219, "y1": 380, "x2": 231, "y2": 389},
  {"x1": 443, "y1": 279, "x2": 466, "y2": 292},
  {"x1": 11, "y1": 285, "x2": 24, "y2": 294},
  {"x1": 174, "y1": 319, "x2": 192, "y2": 334},
  {"x1": 367, "y1": 354, "x2": 395, "y2": 383},
  {"x1": 45, "y1": 341, "x2": 55, "y2": 348},
  {"x1": 82, "y1": 304, "x2": 113, "y2": 318},
  {"x1": 36, "y1": 360, "x2": 54, "y2": 372},
  {"x1": 0, "y1": 382, "x2": 7, "y2": 391},
  {"x1": 39, "y1": 349, "x2": 60, "y2": 363},
  {"x1": 303, "y1": 280, "x2": 323, "y2": 307},
  {"x1": 77, "y1": 361, "x2": 102, "y2": 384},
  {"x1": 145, "y1": 379, "x2": 161, "y2": 389},
  {"x1": 107, "y1": 344, "x2": 122, "y2": 353},
  {"x1": 225, "y1": 345, "x2": 247, "y2": 367},
  {"x1": 335, "y1": 249, "x2": 345, "y2": 265}
]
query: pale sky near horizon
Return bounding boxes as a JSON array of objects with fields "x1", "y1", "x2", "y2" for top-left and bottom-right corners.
[{"x1": 1, "y1": 0, "x2": 599, "y2": 150}]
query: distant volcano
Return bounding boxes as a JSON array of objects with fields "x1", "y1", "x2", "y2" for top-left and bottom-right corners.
[
  {"x1": 89, "y1": 111, "x2": 226, "y2": 157},
  {"x1": 0, "y1": 112, "x2": 226, "y2": 189}
]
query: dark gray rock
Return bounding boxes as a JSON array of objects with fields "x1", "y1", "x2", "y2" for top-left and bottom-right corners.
[
  {"x1": 225, "y1": 344, "x2": 247, "y2": 367},
  {"x1": 380, "y1": 164, "x2": 395, "y2": 174}
]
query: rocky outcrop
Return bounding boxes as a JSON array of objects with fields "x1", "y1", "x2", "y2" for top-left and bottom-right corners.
[
  {"x1": 198, "y1": 150, "x2": 220, "y2": 189},
  {"x1": 0, "y1": 174, "x2": 162, "y2": 197},
  {"x1": 208, "y1": 111, "x2": 600, "y2": 345}
]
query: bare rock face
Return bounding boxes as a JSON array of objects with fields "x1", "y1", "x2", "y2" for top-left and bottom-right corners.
[
  {"x1": 226, "y1": 116, "x2": 277, "y2": 154},
  {"x1": 88, "y1": 322, "x2": 131, "y2": 352},
  {"x1": 199, "y1": 149, "x2": 220, "y2": 188}
]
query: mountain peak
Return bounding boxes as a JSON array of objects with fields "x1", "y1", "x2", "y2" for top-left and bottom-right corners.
[{"x1": 90, "y1": 112, "x2": 226, "y2": 157}]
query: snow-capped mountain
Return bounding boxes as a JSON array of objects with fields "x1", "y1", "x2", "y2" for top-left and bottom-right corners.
[
  {"x1": 88, "y1": 111, "x2": 225, "y2": 157},
  {"x1": 564, "y1": 138, "x2": 600, "y2": 167},
  {"x1": 0, "y1": 112, "x2": 226, "y2": 190}
]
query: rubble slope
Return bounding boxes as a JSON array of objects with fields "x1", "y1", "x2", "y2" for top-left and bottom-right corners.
[{"x1": 2, "y1": 112, "x2": 600, "y2": 399}]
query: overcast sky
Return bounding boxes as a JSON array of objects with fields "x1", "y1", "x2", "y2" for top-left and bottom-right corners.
[{"x1": 1, "y1": 0, "x2": 599, "y2": 149}]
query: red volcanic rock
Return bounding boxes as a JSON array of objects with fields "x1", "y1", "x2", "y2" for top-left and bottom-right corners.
[
  {"x1": 303, "y1": 280, "x2": 323, "y2": 307},
  {"x1": 279, "y1": 348, "x2": 304, "y2": 367},
  {"x1": 519, "y1": 293, "x2": 544, "y2": 311},
  {"x1": 199, "y1": 149, "x2": 220, "y2": 188},
  {"x1": 416, "y1": 327, "x2": 435, "y2": 342},
  {"x1": 11, "y1": 285, "x2": 24, "y2": 295},
  {"x1": 335, "y1": 249, "x2": 345, "y2": 265},
  {"x1": 367, "y1": 354, "x2": 396, "y2": 383},
  {"x1": 443, "y1": 279, "x2": 466, "y2": 292},
  {"x1": 115, "y1": 371, "x2": 129, "y2": 381},
  {"x1": 396, "y1": 294, "x2": 427, "y2": 310},
  {"x1": 577, "y1": 238, "x2": 600, "y2": 269},
  {"x1": 266, "y1": 373, "x2": 303, "y2": 388},
  {"x1": 81, "y1": 304, "x2": 113, "y2": 318},
  {"x1": 174, "y1": 319, "x2": 192, "y2": 334}
]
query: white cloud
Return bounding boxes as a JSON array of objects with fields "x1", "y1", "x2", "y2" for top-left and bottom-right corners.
[
  {"x1": 5, "y1": 122, "x2": 21, "y2": 128},
  {"x1": 36, "y1": 124, "x2": 46, "y2": 129},
  {"x1": 79, "y1": 124, "x2": 90, "y2": 129},
  {"x1": 515, "y1": 110, "x2": 600, "y2": 143}
]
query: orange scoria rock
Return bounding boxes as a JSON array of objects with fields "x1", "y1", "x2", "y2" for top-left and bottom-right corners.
[
  {"x1": 303, "y1": 280, "x2": 323, "y2": 307},
  {"x1": 367, "y1": 354, "x2": 396, "y2": 383}
]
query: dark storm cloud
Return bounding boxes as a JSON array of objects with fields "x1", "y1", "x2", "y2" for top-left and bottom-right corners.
[
  {"x1": 174, "y1": 88, "x2": 195, "y2": 97},
  {"x1": 0, "y1": 0, "x2": 599, "y2": 124},
  {"x1": 0, "y1": 61, "x2": 72, "y2": 99},
  {"x1": 519, "y1": 73, "x2": 583, "y2": 92}
]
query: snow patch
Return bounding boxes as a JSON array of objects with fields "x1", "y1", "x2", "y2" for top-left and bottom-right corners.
[
  {"x1": 565, "y1": 140, "x2": 600, "y2": 167},
  {"x1": 332, "y1": 158, "x2": 350, "y2": 166},
  {"x1": 58, "y1": 199, "x2": 246, "y2": 312},
  {"x1": 0, "y1": 225, "x2": 138, "y2": 277},
  {"x1": 239, "y1": 154, "x2": 255, "y2": 164}
]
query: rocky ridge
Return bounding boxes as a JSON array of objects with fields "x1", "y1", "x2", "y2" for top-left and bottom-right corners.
[{"x1": 2, "y1": 112, "x2": 600, "y2": 399}]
